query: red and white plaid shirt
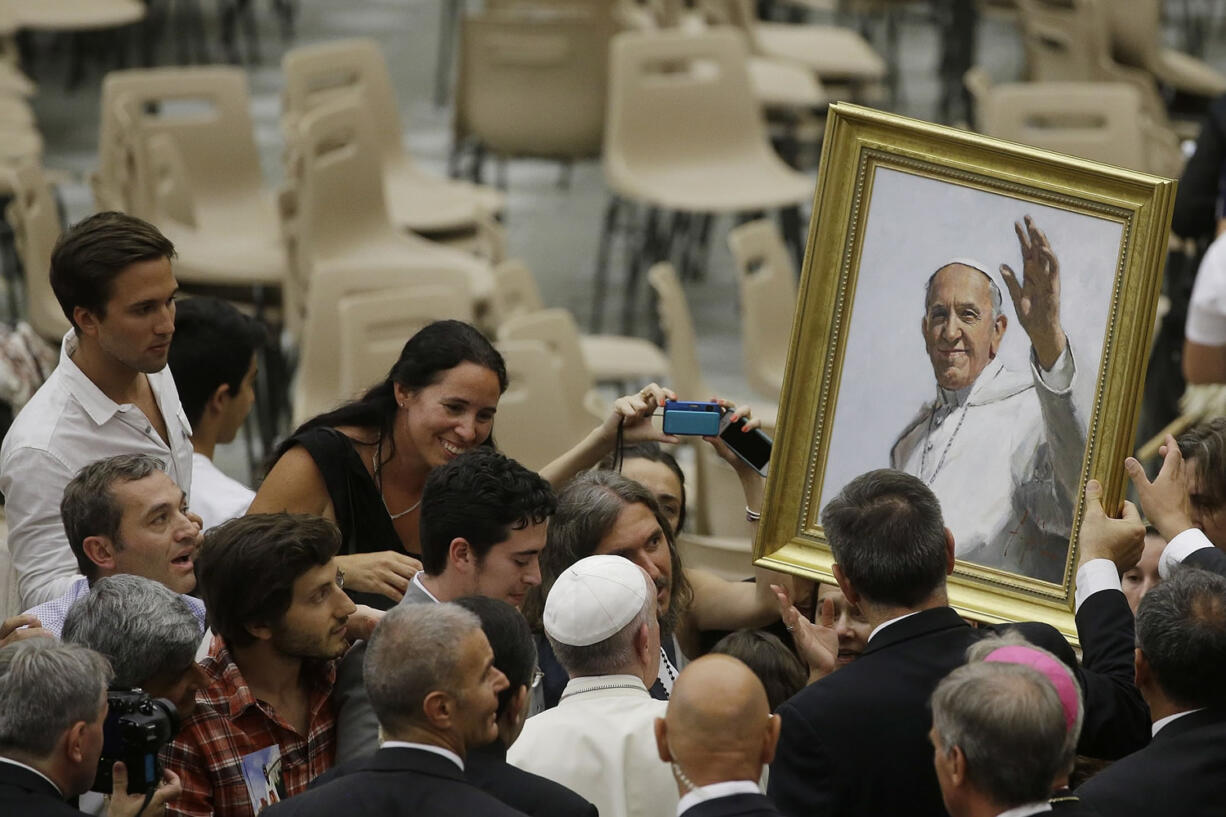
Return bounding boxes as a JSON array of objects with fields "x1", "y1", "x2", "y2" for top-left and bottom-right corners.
[{"x1": 163, "y1": 637, "x2": 338, "y2": 817}]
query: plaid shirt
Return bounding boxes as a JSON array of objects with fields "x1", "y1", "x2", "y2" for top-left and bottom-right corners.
[{"x1": 163, "y1": 637, "x2": 337, "y2": 817}]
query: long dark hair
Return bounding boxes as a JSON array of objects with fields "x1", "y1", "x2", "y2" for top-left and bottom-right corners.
[{"x1": 276, "y1": 320, "x2": 507, "y2": 474}]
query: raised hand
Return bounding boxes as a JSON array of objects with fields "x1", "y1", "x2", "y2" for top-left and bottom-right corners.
[
  {"x1": 1126, "y1": 434, "x2": 1195, "y2": 543},
  {"x1": 1000, "y1": 215, "x2": 1067, "y2": 370},
  {"x1": 772, "y1": 584, "x2": 839, "y2": 683}
]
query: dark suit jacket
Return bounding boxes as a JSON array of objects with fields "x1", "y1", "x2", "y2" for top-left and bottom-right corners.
[
  {"x1": 0, "y1": 761, "x2": 82, "y2": 817},
  {"x1": 264, "y1": 746, "x2": 528, "y2": 817},
  {"x1": 466, "y1": 741, "x2": 598, "y2": 817},
  {"x1": 768, "y1": 591, "x2": 1149, "y2": 817},
  {"x1": 1185, "y1": 544, "x2": 1226, "y2": 576},
  {"x1": 682, "y1": 792, "x2": 783, "y2": 817},
  {"x1": 1075, "y1": 708, "x2": 1226, "y2": 817}
]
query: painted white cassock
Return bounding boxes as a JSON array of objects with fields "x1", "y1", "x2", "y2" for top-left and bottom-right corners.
[
  {"x1": 508, "y1": 675, "x2": 677, "y2": 817},
  {"x1": 890, "y1": 347, "x2": 1087, "y2": 583}
]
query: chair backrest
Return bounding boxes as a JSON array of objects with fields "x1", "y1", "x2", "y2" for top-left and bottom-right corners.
[
  {"x1": 0, "y1": 512, "x2": 18, "y2": 619},
  {"x1": 2, "y1": 162, "x2": 71, "y2": 342},
  {"x1": 647, "y1": 261, "x2": 706, "y2": 399},
  {"x1": 1103, "y1": 0, "x2": 1161, "y2": 69},
  {"x1": 604, "y1": 29, "x2": 773, "y2": 193},
  {"x1": 457, "y1": 10, "x2": 610, "y2": 159},
  {"x1": 727, "y1": 218, "x2": 796, "y2": 400},
  {"x1": 690, "y1": 439, "x2": 757, "y2": 538},
  {"x1": 293, "y1": 265, "x2": 471, "y2": 425},
  {"x1": 494, "y1": 339, "x2": 583, "y2": 470},
  {"x1": 497, "y1": 308, "x2": 595, "y2": 436},
  {"x1": 96, "y1": 67, "x2": 265, "y2": 222},
  {"x1": 336, "y1": 286, "x2": 475, "y2": 400},
  {"x1": 281, "y1": 38, "x2": 406, "y2": 167},
  {"x1": 491, "y1": 258, "x2": 546, "y2": 328}
]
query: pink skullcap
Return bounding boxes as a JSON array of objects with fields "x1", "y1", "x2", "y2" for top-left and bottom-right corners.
[{"x1": 984, "y1": 645, "x2": 1079, "y2": 731}]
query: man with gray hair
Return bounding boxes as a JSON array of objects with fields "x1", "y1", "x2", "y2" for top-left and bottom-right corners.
[
  {"x1": 890, "y1": 216, "x2": 1087, "y2": 582},
  {"x1": 509, "y1": 554, "x2": 678, "y2": 817},
  {"x1": 929, "y1": 660, "x2": 1072, "y2": 817},
  {"x1": 262, "y1": 602, "x2": 521, "y2": 817},
  {"x1": 62, "y1": 575, "x2": 207, "y2": 719},
  {"x1": 21, "y1": 454, "x2": 204, "y2": 638},
  {"x1": 1075, "y1": 568, "x2": 1226, "y2": 816},
  {"x1": 0, "y1": 639, "x2": 182, "y2": 817}
]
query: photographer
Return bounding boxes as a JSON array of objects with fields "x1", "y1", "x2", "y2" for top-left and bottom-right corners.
[
  {"x1": 0, "y1": 639, "x2": 181, "y2": 817},
  {"x1": 62, "y1": 575, "x2": 207, "y2": 720}
]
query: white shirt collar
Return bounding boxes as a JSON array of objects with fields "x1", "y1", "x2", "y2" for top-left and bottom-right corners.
[
  {"x1": 411, "y1": 572, "x2": 442, "y2": 603},
  {"x1": 0, "y1": 756, "x2": 64, "y2": 797},
  {"x1": 677, "y1": 780, "x2": 761, "y2": 816},
  {"x1": 1152, "y1": 708, "x2": 1205, "y2": 737},
  {"x1": 994, "y1": 802, "x2": 1052, "y2": 817},
  {"x1": 57, "y1": 331, "x2": 128, "y2": 426},
  {"x1": 380, "y1": 740, "x2": 464, "y2": 771},
  {"x1": 867, "y1": 611, "x2": 921, "y2": 643}
]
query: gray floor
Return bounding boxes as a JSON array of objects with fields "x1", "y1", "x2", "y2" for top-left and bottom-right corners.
[{"x1": 20, "y1": 1, "x2": 1226, "y2": 485}]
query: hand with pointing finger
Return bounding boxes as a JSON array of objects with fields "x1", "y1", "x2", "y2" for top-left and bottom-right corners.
[{"x1": 772, "y1": 583, "x2": 838, "y2": 684}]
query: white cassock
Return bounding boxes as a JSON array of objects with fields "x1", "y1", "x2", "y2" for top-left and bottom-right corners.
[
  {"x1": 508, "y1": 674, "x2": 677, "y2": 817},
  {"x1": 890, "y1": 347, "x2": 1087, "y2": 583}
]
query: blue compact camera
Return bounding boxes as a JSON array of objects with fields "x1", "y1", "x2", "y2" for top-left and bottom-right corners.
[{"x1": 661, "y1": 401, "x2": 723, "y2": 436}]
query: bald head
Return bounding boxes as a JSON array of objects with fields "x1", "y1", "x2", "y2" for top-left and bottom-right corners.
[{"x1": 654, "y1": 654, "x2": 780, "y2": 789}]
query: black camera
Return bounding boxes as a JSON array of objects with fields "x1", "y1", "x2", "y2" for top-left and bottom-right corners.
[{"x1": 91, "y1": 690, "x2": 181, "y2": 795}]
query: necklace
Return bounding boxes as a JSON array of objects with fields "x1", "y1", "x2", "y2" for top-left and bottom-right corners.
[
  {"x1": 659, "y1": 645, "x2": 678, "y2": 694},
  {"x1": 918, "y1": 401, "x2": 970, "y2": 485},
  {"x1": 371, "y1": 448, "x2": 422, "y2": 521},
  {"x1": 559, "y1": 682, "x2": 645, "y2": 701}
]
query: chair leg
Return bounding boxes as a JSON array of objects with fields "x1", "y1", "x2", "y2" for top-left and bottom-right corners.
[
  {"x1": 434, "y1": 0, "x2": 461, "y2": 107},
  {"x1": 780, "y1": 206, "x2": 804, "y2": 268},
  {"x1": 624, "y1": 206, "x2": 664, "y2": 334},
  {"x1": 592, "y1": 196, "x2": 622, "y2": 332},
  {"x1": 557, "y1": 160, "x2": 573, "y2": 191}
]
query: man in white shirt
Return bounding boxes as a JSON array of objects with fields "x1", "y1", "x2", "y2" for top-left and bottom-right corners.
[
  {"x1": 930, "y1": 660, "x2": 1072, "y2": 817},
  {"x1": 1074, "y1": 569, "x2": 1226, "y2": 817},
  {"x1": 261, "y1": 603, "x2": 524, "y2": 817},
  {"x1": 0, "y1": 212, "x2": 193, "y2": 608},
  {"x1": 21, "y1": 455, "x2": 204, "y2": 638},
  {"x1": 654, "y1": 654, "x2": 783, "y2": 817},
  {"x1": 509, "y1": 554, "x2": 678, "y2": 817},
  {"x1": 166, "y1": 297, "x2": 263, "y2": 530}
]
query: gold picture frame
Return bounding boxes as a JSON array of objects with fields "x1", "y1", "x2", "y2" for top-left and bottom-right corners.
[{"x1": 753, "y1": 103, "x2": 1176, "y2": 640}]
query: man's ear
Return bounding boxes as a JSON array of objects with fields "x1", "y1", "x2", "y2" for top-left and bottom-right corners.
[
  {"x1": 74, "y1": 307, "x2": 102, "y2": 338},
  {"x1": 449, "y1": 538, "x2": 475, "y2": 574},
  {"x1": 989, "y1": 314, "x2": 1008, "y2": 358},
  {"x1": 205, "y1": 382, "x2": 232, "y2": 418},
  {"x1": 761, "y1": 712, "x2": 782, "y2": 765},
  {"x1": 81, "y1": 536, "x2": 118, "y2": 574},
  {"x1": 422, "y1": 689, "x2": 454, "y2": 731},
  {"x1": 245, "y1": 619, "x2": 274, "y2": 643},
  {"x1": 948, "y1": 744, "x2": 968, "y2": 787},
  {"x1": 832, "y1": 564, "x2": 860, "y2": 608},
  {"x1": 943, "y1": 528, "x2": 957, "y2": 575},
  {"x1": 1134, "y1": 648, "x2": 1150, "y2": 690},
  {"x1": 653, "y1": 717, "x2": 671, "y2": 763},
  {"x1": 64, "y1": 720, "x2": 91, "y2": 764}
]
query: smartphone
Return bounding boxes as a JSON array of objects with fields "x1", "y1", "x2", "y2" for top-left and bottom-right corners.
[
  {"x1": 662, "y1": 401, "x2": 723, "y2": 436},
  {"x1": 720, "y1": 415, "x2": 772, "y2": 476}
]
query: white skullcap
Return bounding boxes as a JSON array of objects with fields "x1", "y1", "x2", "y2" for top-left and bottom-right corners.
[{"x1": 544, "y1": 555, "x2": 649, "y2": 647}]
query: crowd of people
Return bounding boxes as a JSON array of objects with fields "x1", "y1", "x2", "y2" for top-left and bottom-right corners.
[{"x1": 1, "y1": 209, "x2": 1226, "y2": 817}]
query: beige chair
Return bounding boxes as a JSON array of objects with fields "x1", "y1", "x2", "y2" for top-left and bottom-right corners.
[
  {"x1": 0, "y1": 509, "x2": 17, "y2": 619},
  {"x1": 598, "y1": 29, "x2": 814, "y2": 331},
  {"x1": 281, "y1": 38, "x2": 504, "y2": 239},
  {"x1": 497, "y1": 308, "x2": 608, "y2": 434},
  {"x1": 727, "y1": 219, "x2": 797, "y2": 401},
  {"x1": 293, "y1": 265, "x2": 473, "y2": 426},
  {"x1": 280, "y1": 94, "x2": 496, "y2": 349},
  {"x1": 1105, "y1": 0, "x2": 1226, "y2": 100},
  {"x1": 494, "y1": 339, "x2": 588, "y2": 470},
  {"x1": 2, "y1": 161, "x2": 71, "y2": 343},
  {"x1": 973, "y1": 78, "x2": 1182, "y2": 177},
  {"x1": 492, "y1": 259, "x2": 670, "y2": 385},
  {"x1": 676, "y1": 531, "x2": 754, "y2": 580},
  {"x1": 336, "y1": 286, "x2": 475, "y2": 400},
  {"x1": 94, "y1": 67, "x2": 286, "y2": 294}
]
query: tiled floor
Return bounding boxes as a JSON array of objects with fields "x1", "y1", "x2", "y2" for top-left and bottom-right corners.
[{"x1": 19, "y1": 1, "x2": 1226, "y2": 485}]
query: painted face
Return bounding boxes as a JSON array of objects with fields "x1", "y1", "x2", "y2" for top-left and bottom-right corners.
[
  {"x1": 1184, "y1": 456, "x2": 1226, "y2": 549},
  {"x1": 1121, "y1": 532, "x2": 1165, "y2": 615},
  {"x1": 594, "y1": 502, "x2": 673, "y2": 617},
  {"x1": 268, "y1": 560, "x2": 356, "y2": 661},
  {"x1": 817, "y1": 583, "x2": 871, "y2": 667},
  {"x1": 109, "y1": 471, "x2": 201, "y2": 595},
  {"x1": 621, "y1": 458, "x2": 684, "y2": 534},
  {"x1": 81, "y1": 257, "x2": 178, "y2": 374},
  {"x1": 922, "y1": 264, "x2": 1006, "y2": 391},
  {"x1": 396, "y1": 362, "x2": 501, "y2": 470},
  {"x1": 452, "y1": 629, "x2": 509, "y2": 752},
  {"x1": 217, "y1": 353, "x2": 259, "y2": 445},
  {"x1": 472, "y1": 521, "x2": 546, "y2": 609}
]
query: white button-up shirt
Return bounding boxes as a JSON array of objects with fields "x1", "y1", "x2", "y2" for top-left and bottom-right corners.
[{"x1": 0, "y1": 331, "x2": 193, "y2": 607}]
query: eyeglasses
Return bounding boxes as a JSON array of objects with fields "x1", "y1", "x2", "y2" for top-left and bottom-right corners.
[{"x1": 531, "y1": 669, "x2": 545, "y2": 689}]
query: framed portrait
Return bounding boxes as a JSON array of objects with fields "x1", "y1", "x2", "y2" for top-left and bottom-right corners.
[{"x1": 754, "y1": 103, "x2": 1176, "y2": 639}]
